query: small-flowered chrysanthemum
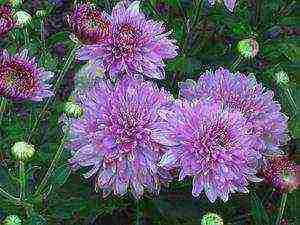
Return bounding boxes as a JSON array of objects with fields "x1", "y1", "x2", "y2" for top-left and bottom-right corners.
[
  {"x1": 0, "y1": 5, "x2": 15, "y2": 38},
  {"x1": 77, "y1": 1, "x2": 178, "y2": 79},
  {"x1": 65, "y1": 77, "x2": 173, "y2": 198},
  {"x1": 208, "y1": 0, "x2": 237, "y2": 12},
  {"x1": 262, "y1": 155, "x2": 299, "y2": 193},
  {"x1": 179, "y1": 68, "x2": 289, "y2": 157},
  {"x1": 157, "y1": 100, "x2": 262, "y2": 203},
  {"x1": 0, "y1": 49, "x2": 54, "y2": 101},
  {"x1": 201, "y1": 212, "x2": 223, "y2": 225},
  {"x1": 67, "y1": 4, "x2": 111, "y2": 44},
  {"x1": 237, "y1": 38, "x2": 259, "y2": 59}
]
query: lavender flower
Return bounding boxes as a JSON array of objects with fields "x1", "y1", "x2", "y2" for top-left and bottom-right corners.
[
  {"x1": 208, "y1": 0, "x2": 237, "y2": 12},
  {"x1": 156, "y1": 99, "x2": 262, "y2": 203},
  {"x1": 0, "y1": 49, "x2": 54, "y2": 101},
  {"x1": 179, "y1": 68, "x2": 289, "y2": 157},
  {"x1": 65, "y1": 77, "x2": 173, "y2": 198},
  {"x1": 262, "y1": 155, "x2": 299, "y2": 193},
  {"x1": 67, "y1": 4, "x2": 111, "y2": 44},
  {"x1": 77, "y1": 1, "x2": 178, "y2": 79},
  {"x1": 0, "y1": 5, "x2": 15, "y2": 38}
]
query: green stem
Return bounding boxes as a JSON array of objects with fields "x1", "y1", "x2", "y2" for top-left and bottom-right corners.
[
  {"x1": 35, "y1": 135, "x2": 66, "y2": 196},
  {"x1": 230, "y1": 56, "x2": 243, "y2": 71},
  {"x1": 24, "y1": 27, "x2": 29, "y2": 46},
  {"x1": 136, "y1": 200, "x2": 140, "y2": 225},
  {"x1": 0, "y1": 186, "x2": 20, "y2": 202},
  {"x1": 275, "y1": 193, "x2": 288, "y2": 225},
  {"x1": 41, "y1": 20, "x2": 45, "y2": 50},
  {"x1": 0, "y1": 97, "x2": 7, "y2": 125},
  {"x1": 19, "y1": 161, "x2": 26, "y2": 200},
  {"x1": 27, "y1": 43, "x2": 80, "y2": 142}
]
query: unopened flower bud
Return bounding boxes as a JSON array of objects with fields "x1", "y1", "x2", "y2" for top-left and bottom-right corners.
[
  {"x1": 35, "y1": 10, "x2": 47, "y2": 18},
  {"x1": 274, "y1": 71, "x2": 289, "y2": 86},
  {"x1": 3, "y1": 215, "x2": 22, "y2": 225},
  {"x1": 14, "y1": 10, "x2": 32, "y2": 27},
  {"x1": 237, "y1": 38, "x2": 259, "y2": 59},
  {"x1": 201, "y1": 213, "x2": 223, "y2": 225},
  {"x1": 9, "y1": 0, "x2": 22, "y2": 8},
  {"x1": 11, "y1": 141, "x2": 35, "y2": 162},
  {"x1": 64, "y1": 101, "x2": 83, "y2": 118}
]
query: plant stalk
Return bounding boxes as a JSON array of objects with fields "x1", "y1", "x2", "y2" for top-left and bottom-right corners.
[
  {"x1": 0, "y1": 97, "x2": 7, "y2": 125},
  {"x1": 275, "y1": 193, "x2": 288, "y2": 225},
  {"x1": 230, "y1": 56, "x2": 243, "y2": 71},
  {"x1": 19, "y1": 161, "x2": 26, "y2": 200}
]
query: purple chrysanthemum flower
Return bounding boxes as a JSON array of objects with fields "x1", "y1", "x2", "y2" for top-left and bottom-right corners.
[
  {"x1": 207, "y1": 0, "x2": 237, "y2": 12},
  {"x1": 155, "y1": 99, "x2": 262, "y2": 202},
  {"x1": 0, "y1": 49, "x2": 54, "y2": 101},
  {"x1": 77, "y1": 1, "x2": 178, "y2": 79},
  {"x1": 67, "y1": 4, "x2": 111, "y2": 44},
  {"x1": 0, "y1": 5, "x2": 15, "y2": 38},
  {"x1": 262, "y1": 155, "x2": 299, "y2": 193},
  {"x1": 65, "y1": 77, "x2": 173, "y2": 198},
  {"x1": 179, "y1": 68, "x2": 289, "y2": 157}
]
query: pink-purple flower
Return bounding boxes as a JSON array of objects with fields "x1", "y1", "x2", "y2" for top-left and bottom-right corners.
[
  {"x1": 67, "y1": 4, "x2": 111, "y2": 44},
  {"x1": 77, "y1": 0, "x2": 178, "y2": 79},
  {"x1": 155, "y1": 99, "x2": 262, "y2": 202},
  {"x1": 0, "y1": 49, "x2": 54, "y2": 101},
  {"x1": 208, "y1": 0, "x2": 237, "y2": 12},
  {"x1": 179, "y1": 68, "x2": 289, "y2": 157},
  {"x1": 65, "y1": 77, "x2": 173, "y2": 198},
  {"x1": 262, "y1": 155, "x2": 299, "y2": 193},
  {"x1": 0, "y1": 5, "x2": 15, "y2": 38}
]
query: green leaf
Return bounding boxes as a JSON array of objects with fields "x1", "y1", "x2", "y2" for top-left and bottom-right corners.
[
  {"x1": 50, "y1": 164, "x2": 71, "y2": 189},
  {"x1": 250, "y1": 190, "x2": 270, "y2": 225},
  {"x1": 46, "y1": 31, "x2": 71, "y2": 47},
  {"x1": 24, "y1": 213, "x2": 47, "y2": 225}
]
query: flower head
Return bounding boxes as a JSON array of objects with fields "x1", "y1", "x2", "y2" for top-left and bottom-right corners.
[
  {"x1": 208, "y1": 0, "x2": 237, "y2": 12},
  {"x1": 0, "y1": 5, "x2": 15, "y2": 38},
  {"x1": 64, "y1": 101, "x2": 84, "y2": 119},
  {"x1": 77, "y1": 1, "x2": 178, "y2": 79},
  {"x1": 157, "y1": 100, "x2": 262, "y2": 203},
  {"x1": 274, "y1": 71, "x2": 289, "y2": 87},
  {"x1": 237, "y1": 38, "x2": 259, "y2": 58},
  {"x1": 0, "y1": 49, "x2": 54, "y2": 101},
  {"x1": 3, "y1": 215, "x2": 22, "y2": 225},
  {"x1": 179, "y1": 68, "x2": 289, "y2": 156},
  {"x1": 14, "y1": 10, "x2": 32, "y2": 27},
  {"x1": 11, "y1": 141, "x2": 35, "y2": 162},
  {"x1": 201, "y1": 213, "x2": 223, "y2": 225},
  {"x1": 65, "y1": 77, "x2": 173, "y2": 198},
  {"x1": 67, "y1": 4, "x2": 111, "y2": 44},
  {"x1": 262, "y1": 155, "x2": 299, "y2": 193}
]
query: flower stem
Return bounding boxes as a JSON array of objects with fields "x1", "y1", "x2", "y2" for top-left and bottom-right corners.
[
  {"x1": 27, "y1": 43, "x2": 80, "y2": 142},
  {"x1": 24, "y1": 27, "x2": 30, "y2": 46},
  {"x1": 275, "y1": 193, "x2": 288, "y2": 225},
  {"x1": 230, "y1": 56, "x2": 243, "y2": 71},
  {"x1": 136, "y1": 200, "x2": 140, "y2": 225},
  {"x1": 35, "y1": 135, "x2": 66, "y2": 196},
  {"x1": 40, "y1": 20, "x2": 45, "y2": 50},
  {"x1": 0, "y1": 97, "x2": 7, "y2": 125},
  {"x1": 19, "y1": 161, "x2": 26, "y2": 200}
]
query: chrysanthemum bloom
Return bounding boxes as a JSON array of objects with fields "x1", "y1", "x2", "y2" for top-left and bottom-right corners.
[
  {"x1": 0, "y1": 49, "x2": 54, "y2": 101},
  {"x1": 262, "y1": 155, "x2": 299, "y2": 193},
  {"x1": 157, "y1": 100, "x2": 262, "y2": 202},
  {"x1": 208, "y1": 0, "x2": 237, "y2": 12},
  {"x1": 0, "y1": 5, "x2": 15, "y2": 38},
  {"x1": 201, "y1": 212, "x2": 223, "y2": 225},
  {"x1": 65, "y1": 77, "x2": 173, "y2": 198},
  {"x1": 237, "y1": 38, "x2": 259, "y2": 59},
  {"x1": 179, "y1": 68, "x2": 289, "y2": 157},
  {"x1": 77, "y1": 1, "x2": 178, "y2": 79},
  {"x1": 67, "y1": 4, "x2": 111, "y2": 44}
]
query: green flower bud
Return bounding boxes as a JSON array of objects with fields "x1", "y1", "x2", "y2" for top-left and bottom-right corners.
[
  {"x1": 237, "y1": 38, "x2": 259, "y2": 59},
  {"x1": 3, "y1": 215, "x2": 22, "y2": 225},
  {"x1": 201, "y1": 213, "x2": 223, "y2": 225},
  {"x1": 9, "y1": 0, "x2": 22, "y2": 8},
  {"x1": 64, "y1": 101, "x2": 83, "y2": 118},
  {"x1": 14, "y1": 10, "x2": 32, "y2": 27},
  {"x1": 274, "y1": 71, "x2": 289, "y2": 86},
  {"x1": 11, "y1": 141, "x2": 35, "y2": 162},
  {"x1": 35, "y1": 10, "x2": 47, "y2": 18}
]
